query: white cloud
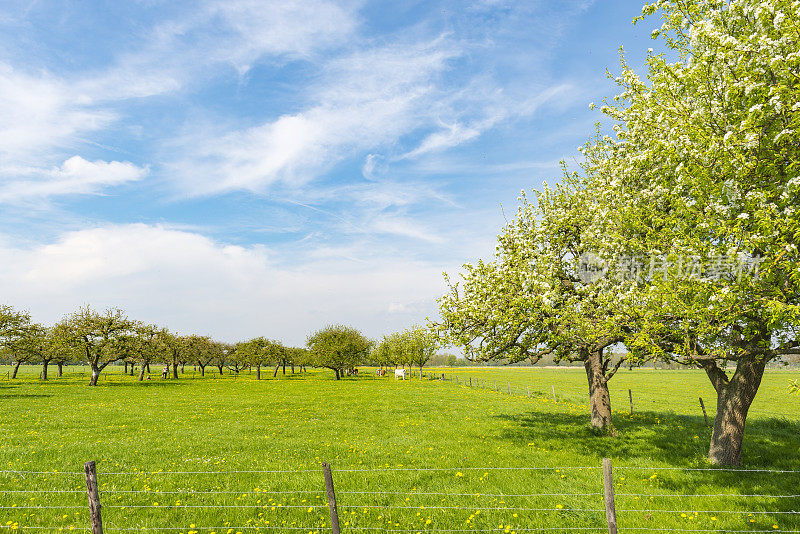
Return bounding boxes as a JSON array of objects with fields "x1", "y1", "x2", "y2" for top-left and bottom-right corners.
[
  {"x1": 86, "y1": 0, "x2": 359, "y2": 92},
  {"x1": 205, "y1": 0, "x2": 358, "y2": 72},
  {"x1": 167, "y1": 38, "x2": 581, "y2": 197},
  {"x1": 170, "y1": 39, "x2": 460, "y2": 194},
  {"x1": 370, "y1": 216, "x2": 445, "y2": 244},
  {"x1": 0, "y1": 156, "x2": 148, "y2": 204},
  {"x1": 0, "y1": 0, "x2": 359, "y2": 175},
  {"x1": 0, "y1": 64, "x2": 116, "y2": 163},
  {"x1": 403, "y1": 121, "x2": 483, "y2": 159},
  {"x1": 402, "y1": 83, "x2": 576, "y2": 159},
  {"x1": 0, "y1": 224, "x2": 447, "y2": 344}
]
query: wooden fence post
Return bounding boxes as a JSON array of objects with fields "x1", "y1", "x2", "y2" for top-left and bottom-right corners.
[
  {"x1": 84, "y1": 461, "x2": 103, "y2": 534},
  {"x1": 469, "y1": 377, "x2": 472, "y2": 387},
  {"x1": 629, "y1": 389, "x2": 633, "y2": 415},
  {"x1": 602, "y1": 458, "x2": 617, "y2": 534},
  {"x1": 699, "y1": 397, "x2": 711, "y2": 428},
  {"x1": 507, "y1": 381, "x2": 511, "y2": 394},
  {"x1": 322, "y1": 462, "x2": 341, "y2": 534}
]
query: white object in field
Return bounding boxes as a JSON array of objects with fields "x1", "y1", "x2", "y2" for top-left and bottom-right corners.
[{"x1": 394, "y1": 369, "x2": 406, "y2": 380}]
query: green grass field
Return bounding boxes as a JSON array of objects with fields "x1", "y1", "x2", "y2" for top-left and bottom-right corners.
[{"x1": 1, "y1": 365, "x2": 799, "y2": 533}]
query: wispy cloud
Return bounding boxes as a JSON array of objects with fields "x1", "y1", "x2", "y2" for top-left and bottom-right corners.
[
  {"x1": 169, "y1": 38, "x2": 461, "y2": 195},
  {"x1": 402, "y1": 82, "x2": 577, "y2": 159},
  {"x1": 202, "y1": 0, "x2": 359, "y2": 72},
  {"x1": 370, "y1": 216, "x2": 445, "y2": 244},
  {"x1": 0, "y1": 0, "x2": 622, "y2": 339},
  {"x1": 0, "y1": 0, "x2": 361, "y2": 187},
  {"x1": 403, "y1": 121, "x2": 483, "y2": 159},
  {"x1": 0, "y1": 156, "x2": 148, "y2": 204},
  {"x1": 0, "y1": 63, "x2": 115, "y2": 164}
]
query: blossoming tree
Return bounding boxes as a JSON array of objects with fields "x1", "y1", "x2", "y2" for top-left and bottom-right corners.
[
  {"x1": 437, "y1": 177, "x2": 639, "y2": 432},
  {"x1": 585, "y1": 0, "x2": 800, "y2": 464}
]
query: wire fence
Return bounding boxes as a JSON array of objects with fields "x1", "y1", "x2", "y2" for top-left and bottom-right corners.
[
  {"x1": 2, "y1": 460, "x2": 800, "y2": 534},
  {"x1": 426, "y1": 371, "x2": 799, "y2": 422}
]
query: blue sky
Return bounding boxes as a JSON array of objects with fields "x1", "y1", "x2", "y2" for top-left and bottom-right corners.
[{"x1": 0, "y1": 0, "x2": 658, "y2": 345}]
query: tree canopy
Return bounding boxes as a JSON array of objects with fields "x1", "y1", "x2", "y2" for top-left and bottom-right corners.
[
  {"x1": 307, "y1": 325, "x2": 371, "y2": 380},
  {"x1": 438, "y1": 0, "x2": 800, "y2": 462},
  {"x1": 58, "y1": 306, "x2": 136, "y2": 386}
]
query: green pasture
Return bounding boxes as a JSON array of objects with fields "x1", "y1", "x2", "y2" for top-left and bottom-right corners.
[
  {"x1": 1, "y1": 365, "x2": 799, "y2": 533},
  {"x1": 426, "y1": 366, "x2": 800, "y2": 421}
]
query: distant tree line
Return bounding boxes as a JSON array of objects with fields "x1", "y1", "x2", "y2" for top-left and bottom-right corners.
[{"x1": 0, "y1": 305, "x2": 440, "y2": 384}]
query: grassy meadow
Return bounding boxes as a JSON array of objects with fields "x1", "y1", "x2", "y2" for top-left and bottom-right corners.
[{"x1": 1, "y1": 365, "x2": 799, "y2": 533}]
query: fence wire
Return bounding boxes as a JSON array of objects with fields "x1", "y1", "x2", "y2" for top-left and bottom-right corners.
[{"x1": 2, "y1": 461, "x2": 799, "y2": 533}]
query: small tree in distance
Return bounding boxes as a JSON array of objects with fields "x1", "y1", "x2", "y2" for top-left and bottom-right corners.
[
  {"x1": 382, "y1": 326, "x2": 438, "y2": 378},
  {"x1": 236, "y1": 337, "x2": 285, "y2": 380},
  {"x1": 6, "y1": 323, "x2": 46, "y2": 379},
  {"x1": 307, "y1": 324, "x2": 371, "y2": 380},
  {"x1": 158, "y1": 331, "x2": 187, "y2": 379},
  {"x1": 0, "y1": 305, "x2": 32, "y2": 378},
  {"x1": 286, "y1": 347, "x2": 311, "y2": 372},
  {"x1": 59, "y1": 306, "x2": 135, "y2": 386},
  {"x1": 185, "y1": 335, "x2": 221, "y2": 377},
  {"x1": 133, "y1": 323, "x2": 166, "y2": 381},
  {"x1": 49, "y1": 323, "x2": 76, "y2": 377},
  {"x1": 371, "y1": 337, "x2": 394, "y2": 370},
  {"x1": 403, "y1": 326, "x2": 438, "y2": 379}
]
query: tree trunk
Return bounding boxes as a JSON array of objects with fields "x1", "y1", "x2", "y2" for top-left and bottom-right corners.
[
  {"x1": 256, "y1": 364, "x2": 261, "y2": 380},
  {"x1": 138, "y1": 364, "x2": 146, "y2": 381},
  {"x1": 90, "y1": 368, "x2": 100, "y2": 386},
  {"x1": 273, "y1": 364, "x2": 280, "y2": 377},
  {"x1": 291, "y1": 364, "x2": 295, "y2": 373},
  {"x1": 129, "y1": 363, "x2": 135, "y2": 376},
  {"x1": 42, "y1": 360, "x2": 49, "y2": 380},
  {"x1": 180, "y1": 363, "x2": 185, "y2": 374},
  {"x1": 172, "y1": 363, "x2": 178, "y2": 379},
  {"x1": 199, "y1": 363, "x2": 205, "y2": 377},
  {"x1": 584, "y1": 350, "x2": 612, "y2": 431},
  {"x1": 282, "y1": 361, "x2": 286, "y2": 375},
  {"x1": 334, "y1": 368, "x2": 340, "y2": 380},
  {"x1": 217, "y1": 365, "x2": 224, "y2": 375},
  {"x1": 57, "y1": 362, "x2": 63, "y2": 377},
  {"x1": 705, "y1": 356, "x2": 766, "y2": 466},
  {"x1": 420, "y1": 365, "x2": 423, "y2": 379},
  {"x1": 11, "y1": 361, "x2": 21, "y2": 379},
  {"x1": 146, "y1": 362, "x2": 150, "y2": 373}
]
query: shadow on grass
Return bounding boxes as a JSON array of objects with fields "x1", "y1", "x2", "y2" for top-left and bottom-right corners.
[
  {"x1": 0, "y1": 392, "x2": 51, "y2": 398},
  {"x1": 100, "y1": 379, "x2": 195, "y2": 388},
  {"x1": 496, "y1": 410, "x2": 800, "y2": 468},
  {"x1": 494, "y1": 409, "x2": 800, "y2": 518}
]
